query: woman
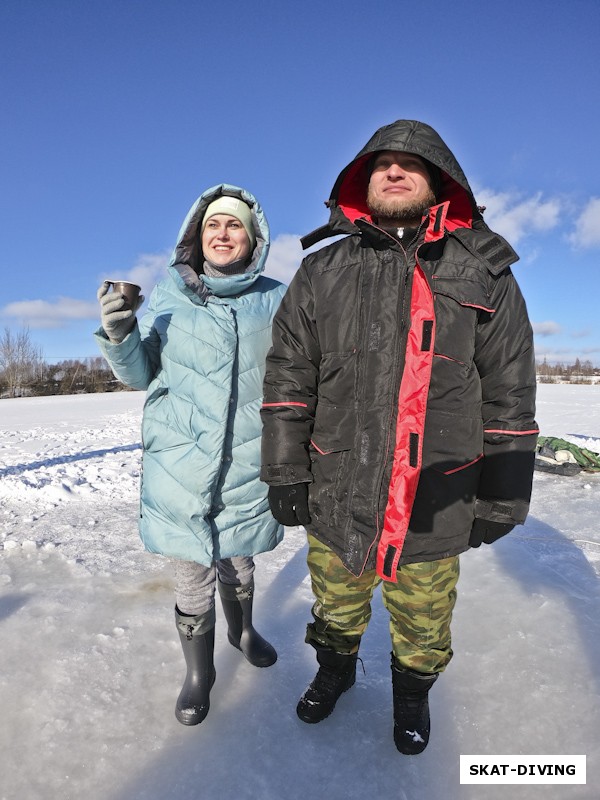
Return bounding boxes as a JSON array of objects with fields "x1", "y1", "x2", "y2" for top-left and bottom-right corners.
[{"x1": 95, "y1": 185, "x2": 286, "y2": 726}]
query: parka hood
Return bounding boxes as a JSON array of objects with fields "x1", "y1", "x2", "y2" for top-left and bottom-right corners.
[
  {"x1": 169, "y1": 184, "x2": 270, "y2": 300},
  {"x1": 302, "y1": 120, "x2": 486, "y2": 249}
]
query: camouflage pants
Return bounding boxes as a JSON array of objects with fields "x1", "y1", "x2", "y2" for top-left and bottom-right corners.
[{"x1": 305, "y1": 533, "x2": 460, "y2": 673}]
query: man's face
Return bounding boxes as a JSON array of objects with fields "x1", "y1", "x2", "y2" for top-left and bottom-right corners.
[{"x1": 367, "y1": 151, "x2": 436, "y2": 223}]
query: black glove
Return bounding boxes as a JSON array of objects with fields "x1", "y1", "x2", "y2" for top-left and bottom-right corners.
[
  {"x1": 268, "y1": 483, "x2": 311, "y2": 527},
  {"x1": 469, "y1": 518, "x2": 515, "y2": 548}
]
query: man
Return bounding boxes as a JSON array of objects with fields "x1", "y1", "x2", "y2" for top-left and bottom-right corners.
[{"x1": 261, "y1": 120, "x2": 538, "y2": 754}]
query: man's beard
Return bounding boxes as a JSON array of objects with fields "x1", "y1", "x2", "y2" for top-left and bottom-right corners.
[{"x1": 367, "y1": 187, "x2": 436, "y2": 225}]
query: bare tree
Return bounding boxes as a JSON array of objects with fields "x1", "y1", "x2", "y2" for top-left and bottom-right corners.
[{"x1": 0, "y1": 327, "x2": 45, "y2": 398}]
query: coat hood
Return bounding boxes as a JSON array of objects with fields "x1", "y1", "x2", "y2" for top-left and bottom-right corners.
[
  {"x1": 302, "y1": 120, "x2": 486, "y2": 249},
  {"x1": 169, "y1": 184, "x2": 270, "y2": 300}
]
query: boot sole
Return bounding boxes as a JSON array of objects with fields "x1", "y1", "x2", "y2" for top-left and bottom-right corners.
[
  {"x1": 176, "y1": 706, "x2": 210, "y2": 726},
  {"x1": 393, "y1": 730, "x2": 429, "y2": 755}
]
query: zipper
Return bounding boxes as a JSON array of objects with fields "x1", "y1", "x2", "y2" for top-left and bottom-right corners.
[
  {"x1": 345, "y1": 216, "x2": 427, "y2": 547},
  {"x1": 372, "y1": 217, "x2": 426, "y2": 522}
]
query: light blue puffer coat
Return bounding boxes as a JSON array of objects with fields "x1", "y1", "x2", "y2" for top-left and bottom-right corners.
[{"x1": 95, "y1": 185, "x2": 286, "y2": 565}]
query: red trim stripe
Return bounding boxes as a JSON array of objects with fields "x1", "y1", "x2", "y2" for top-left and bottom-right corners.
[
  {"x1": 377, "y1": 264, "x2": 435, "y2": 582},
  {"x1": 310, "y1": 439, "x2": 332, "y2": 455},
  {"x1": 443, "y1": 453, "x2": 484, "y2": 475},
  {"x1": 460, "y1": 302, "x2": 496, "y2": 313},
  {"x1": 434, "y1": 352, "x2": 466, "y2": 365},
  {"x1": 484, "y1": 428, "x2": 539, "y2": 435},
  {"x1": 262, "y1": 401, "x2": 308, "y2": 408}
]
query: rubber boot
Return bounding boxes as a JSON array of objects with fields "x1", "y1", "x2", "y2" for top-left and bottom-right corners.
[
  {"x1": 391, "y1": 655, "x2": 438, "y2": 754},
  {"x1": 296, "y1": 646, "x2": 358, "y2": 723},
  {"x1": 174, "y1": 606, "x2": 216, "y2": 726},
  {"x1": 217, "y1": 578, "x2": 277, "y2": 667}
]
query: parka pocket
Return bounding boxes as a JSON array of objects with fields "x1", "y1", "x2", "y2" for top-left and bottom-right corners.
[
  {"x1": 141, "y1": 387, "x2": 168, "y2": 450},
  {"x1": 431, "y1": 275, "x2": 495, "y2": 313},
  {"x1": 437, "y1": 453, "x2": 483, "y2": 475},
  {"x1": 421, "y1": 408, "x2": 483, "y2": 473},
  {"x1": 411, "y1": 410, "x2": 484, "y2": 534},
  {"x1": 311, "y1": 404, "x2": 355, "y2": 454},
  {"x1": 309, "y1": 404, "x2": 356, "y2": 526},
  {"x1": 430, "y1": 272, "x2": 493, "y2": 367},
  {"x1": 317, "y1": 351, "x2": 357, "y2": 406}
]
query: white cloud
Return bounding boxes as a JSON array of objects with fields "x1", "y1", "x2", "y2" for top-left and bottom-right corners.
[
  {"x1": 568, "y1": 197, "x2": 600, "y2": 249},
  {"x1": 1, "y1": 251, "x2": 171, "y2": 331},
  {"x1": 476, "y1": 188, "x2": 561, "y2": 245},
  {"x1": 264, "y1": 233, "x2": 343, "y2": 285},
  {"x1": 533, "y1": 321, "x2": 562, "y2": 337},
  {"x1": 2, "y1": 298, "x2": 99, "y2": 329},
  {"x1": 263, "y1": 234, "x2": 303, "y2": 285},
  {"x1": 100, "y1": 250, "x2": 171, "y2": 295},
  {"x1": 521, "y1": 247, "x2": 541, "y2": 265},
  {"x1": 571, "y1": 328, "x2": 592, "y2": 339}
]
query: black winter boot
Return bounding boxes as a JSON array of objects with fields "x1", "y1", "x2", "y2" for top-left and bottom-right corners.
[
  {"x1": 296, "y1": 646, "x2": 358, "y2": 723},
  {"x1": 174, "y1": 606, "x2": 216, "y2": 726},
  {"x1": 391, "y1": 655, "x2": 438, "y2": 754},
  {"x1": 217, "y1": 578, "x2": 277, "y2": 667}
]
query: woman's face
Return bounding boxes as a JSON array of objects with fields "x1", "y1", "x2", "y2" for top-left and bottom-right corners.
[{"x1": 201, "y1": 214, "x2": 251, "y2": 265}]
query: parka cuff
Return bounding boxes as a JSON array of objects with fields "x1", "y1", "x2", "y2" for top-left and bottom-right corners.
[
  {"x1": 474, "y1": 497, "x2": 529, "y2": 525},
  {"x1": 260, "y1": 464, "x2": 313, "y2": 485},
  {"x1": 94, "y1": 324, "x2": 140, "y2": 360}
]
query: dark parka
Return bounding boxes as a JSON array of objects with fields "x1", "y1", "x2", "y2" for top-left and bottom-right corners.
[{"x1": 261, "y1": 121, "x2": 538, "y2": 581}]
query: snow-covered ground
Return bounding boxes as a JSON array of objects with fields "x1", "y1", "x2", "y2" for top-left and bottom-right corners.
[{"x1": 1, "y1": 385, "x2": 599, "y2": 800}]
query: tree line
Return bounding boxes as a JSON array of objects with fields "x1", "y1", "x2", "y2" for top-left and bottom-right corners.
[
  {"x1": 0, "y1": 327, "x2": 125, "y2": 398},
  {"x1": 1, "y1": 327, "x2": 599, "y2": 398},
  {"x1": 536, "y1": 357, "x2": 599, "y2": 381}
]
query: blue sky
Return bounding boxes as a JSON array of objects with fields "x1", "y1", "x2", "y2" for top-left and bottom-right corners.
[{"x1": 1, "y1": 0, "x2": 599, "y2": 365}]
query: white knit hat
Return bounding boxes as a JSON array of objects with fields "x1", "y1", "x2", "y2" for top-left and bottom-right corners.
[{"x1": 201, "y1": 195, "x2": 256, "y2": 249}]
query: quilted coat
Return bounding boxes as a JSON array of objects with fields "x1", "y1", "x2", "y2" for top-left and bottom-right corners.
[
  {"x1": 96, "y1": 185, "x2": 286, "y2": 565},
  {"x1": 261, "y1": 121, "x2": 538, "y2": 581}
]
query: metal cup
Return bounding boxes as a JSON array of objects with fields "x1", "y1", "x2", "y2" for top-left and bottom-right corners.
[{"x1": 108, "y1": 280, "x2": 142, "y2": 311}]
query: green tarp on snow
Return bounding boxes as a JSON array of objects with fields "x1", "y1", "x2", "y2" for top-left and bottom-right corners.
[{"x1": 535, "y1": 436, "x2": 600, "y2": 476}]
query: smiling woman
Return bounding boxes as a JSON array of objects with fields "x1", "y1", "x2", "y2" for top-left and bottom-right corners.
[
  {"x1": 201, "y1": 215, "x2": 251, "y2": 267},
  {"x1": 93, "y1": 183, "x2": 287, "y2": 728},
  {"x1": 200, "y1": 194, "x2": 256, "y2": 274}
]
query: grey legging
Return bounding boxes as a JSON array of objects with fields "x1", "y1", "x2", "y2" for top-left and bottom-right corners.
[{"x1": 172, "y1": 556, "x2": 255, "y2": 615}]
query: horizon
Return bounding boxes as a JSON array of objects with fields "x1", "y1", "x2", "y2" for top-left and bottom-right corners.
[{"x1": 28, "y1": 354, "x2": 600, "y2": 370}]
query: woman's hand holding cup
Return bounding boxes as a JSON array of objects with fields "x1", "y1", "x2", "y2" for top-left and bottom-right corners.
[{"x1": 97, "y1": 280, "x2": 144, "y2": 343}]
